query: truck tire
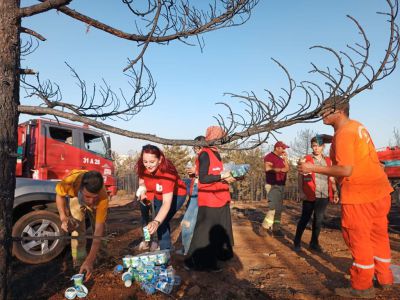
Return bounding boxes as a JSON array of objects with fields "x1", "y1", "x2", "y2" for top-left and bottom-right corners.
[{"x1": 12, "y1": 210, "x2": 66, "y2": 264}]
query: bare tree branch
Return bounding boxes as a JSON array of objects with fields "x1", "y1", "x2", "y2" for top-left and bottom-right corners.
[
  {"x1": 20, "y1": 60, "x2": 156, "y2": 121},
  {"x1": 123, "y1": 0, "x2": 163, "y2": 71},
  {"x1": 19, "y1": 68, "x2": 36, "y2": 75},
  {"x1": 20, "y1": 0, "x2": 72, "y2": 17},
  {"x1": 20, "y1": 35, "x2": 39, "y2": 57},
  {"x1": 211, "y1": 0, "x2": 400, "y2": 148},
  {"x1": 20, "y1": 27, "x2": 46, "y2": 41},
  {"x1": 35, "y1": 0, "x2": 257, "y2": 43},
  {"x1": 31, "y1": 0, "x2": 257, "y2": 69}
]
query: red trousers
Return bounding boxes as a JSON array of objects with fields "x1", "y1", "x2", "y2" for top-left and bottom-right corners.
[{"x1": 341, "y1": 195, "x2": 393, "y2": 290}]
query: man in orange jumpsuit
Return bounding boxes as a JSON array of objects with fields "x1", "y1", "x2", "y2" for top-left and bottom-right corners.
[{"x1": 298, "y1": 97, "x2": 393, "y2": 298}]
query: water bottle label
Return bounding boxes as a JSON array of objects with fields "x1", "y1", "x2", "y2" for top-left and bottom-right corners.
[{"x1": 143, "y1": 226, "x2": 151, "y2": 242}]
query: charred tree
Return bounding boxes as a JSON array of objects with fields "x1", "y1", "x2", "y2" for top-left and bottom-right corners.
[{"x1": 0, "y1": 1, "x2": 21, "y2": 298}]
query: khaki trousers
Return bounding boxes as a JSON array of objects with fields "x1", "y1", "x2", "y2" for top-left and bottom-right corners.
[{"x1": 68, "y1": 197, "x2": 95, "y2": 266}]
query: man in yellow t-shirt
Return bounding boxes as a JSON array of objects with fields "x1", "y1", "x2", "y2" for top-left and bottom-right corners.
[
  {"x1": 298, "y1": 97, "x2": 393, "y2": 299},
  {"x1": 56, "y1": 169, "x2": 108, "y2": 280}
]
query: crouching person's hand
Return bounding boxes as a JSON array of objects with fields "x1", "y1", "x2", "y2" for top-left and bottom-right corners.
[{"x1": 79, "y1": 259, "x2": 94, "y2": 281}]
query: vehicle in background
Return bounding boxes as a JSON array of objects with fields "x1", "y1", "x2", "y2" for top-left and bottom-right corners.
[
  {"x1": 377, "y1": 146, "x2": 400, "y2": 208},
  {"x1": 17, "y1": 118, "x2": 117, "y2": 195},
  {"x1": 12, "y1": 178, "x2": 64, "y2": 264}
]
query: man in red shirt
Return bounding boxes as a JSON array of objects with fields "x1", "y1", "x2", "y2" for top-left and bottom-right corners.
[
  {"x1": 298, "y1": 98, "x2": 393, "y2": 298},
  {"x1": 261, "y1": 141, "x2": 290, "y2": 237}
]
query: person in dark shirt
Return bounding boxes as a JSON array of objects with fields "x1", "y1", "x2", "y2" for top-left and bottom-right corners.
[
  {"x1": 184, "y1": 126, "x2": 236, "y2": 272},
  {"x1": 261, "y1": 141, "x2": 290, "y2": 237}
]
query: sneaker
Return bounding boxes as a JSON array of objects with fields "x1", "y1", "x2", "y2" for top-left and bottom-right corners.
[
  {"x1": 272, "y1": 229, "x2": 284, "y2": 237},
  {"x1": 138, "y1": 241, "x2": 150, "y2": 251},
  {"x1": 334, "y1": 287, "x2": 375, "y2": 299}
]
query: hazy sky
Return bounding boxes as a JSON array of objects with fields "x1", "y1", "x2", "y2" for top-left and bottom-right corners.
[{"x1": 20, "y1": 0, "x2": 400, "y2": 155}]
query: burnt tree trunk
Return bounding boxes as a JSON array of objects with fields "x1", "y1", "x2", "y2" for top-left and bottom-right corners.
[{"x1": 0, "y1": 0, "x2": 20, "y2": 299}]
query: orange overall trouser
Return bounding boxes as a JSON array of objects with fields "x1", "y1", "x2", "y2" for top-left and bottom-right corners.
[{"x1": 341, "y1": 195, "x2": 393, "y2": 290}]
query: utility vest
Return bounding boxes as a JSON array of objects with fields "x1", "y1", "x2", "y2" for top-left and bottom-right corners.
[
  {"x1": 197, "y1": 148, "x2": 231, "y2": 207},
  {"x1": 302, "y1": 155, "x2": 333, "y2": 201}
]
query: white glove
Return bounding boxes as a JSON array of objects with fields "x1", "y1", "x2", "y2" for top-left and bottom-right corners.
[{"x1": 136, "y1": 185, "x2": 147, "y2": 198}]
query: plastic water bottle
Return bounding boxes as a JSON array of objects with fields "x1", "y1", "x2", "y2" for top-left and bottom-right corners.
[
  {"x1": 173, "y1": 275, "x2": 181, "y2": 286},
  {"x1": 141, "y1": 282, "x2": 156, "y2": 295},
  {"x1": 155, "y1": 281, "x2": 173, "y2": 294},
  {"x1": 143, "y1": 226, "x2": 151, "y2": 242},
  {"x1": 230, "y1": 164, "x2": 250, "y2": 178},
  {"x1": 122, "y1": 271, "x2": 133, "y2": 287},
  {"x1": 223, "y1": 162, "x2": 235, "y2": 173},
  {"x1": 113, "y1": 264, "x2": 124, "y2": 274}
]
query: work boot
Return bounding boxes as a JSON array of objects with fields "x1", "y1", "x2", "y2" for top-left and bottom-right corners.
[
  {"x1": 378, "y1": 283, "x2": 392, "y2": 290},
  {"x1": 334, "y1": 287, "x2": 375, "y2": 299}
]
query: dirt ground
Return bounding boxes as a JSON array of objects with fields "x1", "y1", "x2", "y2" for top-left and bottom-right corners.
[{"x1": 11, "y1": 196, "x2": 400, "y2": 300}]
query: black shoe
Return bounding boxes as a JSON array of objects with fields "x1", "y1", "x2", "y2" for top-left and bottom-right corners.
[
  {"x1": 293, "y1": 242, "x2": 301, "y2": 252},
  {"x1": 309, "y1": 243, "x2": 323, "y2": 253},
  {"x1": 208, "y1": 264, "x2": 223, "y2": 273},
  {"x1": 272, "y1": 229, "x2": 284, "y2": 237}
]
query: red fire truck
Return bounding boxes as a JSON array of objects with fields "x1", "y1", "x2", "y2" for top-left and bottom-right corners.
[
  {"x1": 377, "y1": 146, "x2": 400, "y2": 186},
  {"x1": 16, "y1": 118, "x2": 117, "y2": 195},
  {"x1": 377, "y1": 146, "x2": 400, "y2": 212}
]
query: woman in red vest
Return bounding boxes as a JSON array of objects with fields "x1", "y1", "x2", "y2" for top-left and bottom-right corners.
[
  {"x1": 135, "y1": 144, "x2": 187, "y2": 250},
  {"x1": 184, "y1": 127, "x2": 236, "y2": 272},
  {"x1": 293, "y1": 136, "x2": 339, "y2": 252}
]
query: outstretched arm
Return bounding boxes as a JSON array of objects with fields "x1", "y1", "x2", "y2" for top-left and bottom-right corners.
[{"x1": 80, "y1": 222, "x2": 105, "y2": 281}]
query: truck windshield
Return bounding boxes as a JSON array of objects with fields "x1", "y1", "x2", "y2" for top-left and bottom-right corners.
[{"x1": 84, "y1": 133, "x2": 108, "y2": 157}]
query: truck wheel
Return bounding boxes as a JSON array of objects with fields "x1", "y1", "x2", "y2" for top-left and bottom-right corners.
[{"x1": 12, "y1": 210, "x2": 66, "y2": 264}]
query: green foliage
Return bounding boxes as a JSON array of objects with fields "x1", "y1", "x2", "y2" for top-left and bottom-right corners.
[
  {"x1": 113, "y1": 151, "x2": 139, "y2": 177},
  {"x1": 162, "y1": 145, "x2": 192, "y2": 178}
]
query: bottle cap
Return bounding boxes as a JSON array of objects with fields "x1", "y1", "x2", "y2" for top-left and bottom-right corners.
[{"x1": 124, "y1": 279, "x2": 132, "y2": 287}]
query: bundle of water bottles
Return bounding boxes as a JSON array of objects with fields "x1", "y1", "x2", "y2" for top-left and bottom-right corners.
[
  {"x1": 114, "y1": 250, "x2": 181, "y2": 295},
  {"x1": 64, "y1": 274, "x2": 88, "y2": 299},
  {"x1": 223, "y1": 162, "x2": 251, "y2": 178}
]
